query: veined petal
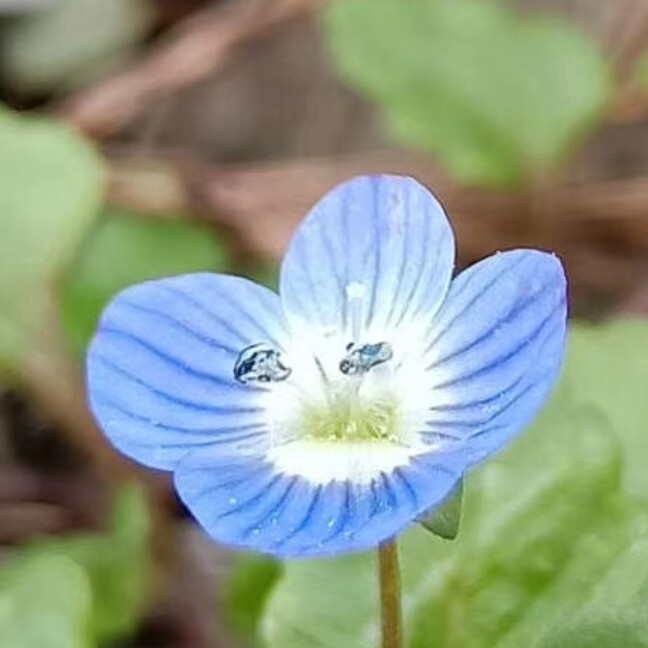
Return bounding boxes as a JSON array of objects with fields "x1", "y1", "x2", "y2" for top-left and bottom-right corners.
[
  {"x1": 280, "y1": 175, "x2": 455, "y2": 340},
  {"x1": 86, "y1": 273, "x2": 290, "y2": 470},
  {"x1": 422, "y1": 250, "x2": 567, "y2": 463},
  {"x1": 174, "y1": 446, "x2": 464, "y2": 556}
]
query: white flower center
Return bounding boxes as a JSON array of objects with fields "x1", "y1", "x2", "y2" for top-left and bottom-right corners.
[{"x1": 236, "y1": 283, "x2": 436, "y2": 484}]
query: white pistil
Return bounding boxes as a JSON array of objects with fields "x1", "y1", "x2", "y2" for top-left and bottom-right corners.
[
  {"x1": 346, "y1": 281, "x2": 367, "y2": 343},
  {"x1": 344, "y1": 281, "x2": 370, "y2": 406}
]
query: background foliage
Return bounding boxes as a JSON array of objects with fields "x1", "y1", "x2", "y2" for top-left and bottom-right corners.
[
  {"x1": 326, "y1": 0, "x2": 611, "y2": 186},
  {"x1": 1, "y1": 0, "x2": 648, "y2": 647}
]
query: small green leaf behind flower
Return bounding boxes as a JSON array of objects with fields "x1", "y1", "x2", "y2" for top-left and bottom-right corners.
[{"x1": 417, "y1": 479, "x2": 463, "y2": 541}]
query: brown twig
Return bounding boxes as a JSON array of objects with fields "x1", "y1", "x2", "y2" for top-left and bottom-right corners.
[
  {"x1": 58, "y1": 0, "x2": 324, "y2": 138},
  {"x1": 606, "y1": 0, "x2": 648, "y2": 82},
  {"x1": 0, "y1": 503, "x2": 70, "y2": 544}
]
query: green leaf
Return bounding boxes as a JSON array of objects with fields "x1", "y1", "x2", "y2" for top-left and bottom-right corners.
[
  {"x1": 324, "y1": 0, "x2": 610, "y2": 187},
  {"x1": 0, "y1": 554, "x2": 92, "y2": 648},
  {"x1": 224, "y1": 554, "x2": 283, "y2": 646},
  {"x1": 538, "y1": 607, "x2": 648, "y2": 648},
  {"x1": 417, "y1": 479, "x2": 463, "y2": 540},
  {"x1": 3, "y1": 0, "x2": 154, "y2": 93},
  {"x1": 0, "y1": 0, "x2": 55, "y2": 14},
  {"x1": 565, "y1": 320, "x2": 648, "y2": 498},
  {"x1": 62, "y1": 207, "x2": 229, "y2": 355},
  {"x1": 21, "y1": 485, "x2": 150, "y2": 644},
  {"x1": 0, "y1": 105, "x2": 104, "y2": 370},
  {"x1": 244, "y1": 322, "x2": 648, "y2": 648}
]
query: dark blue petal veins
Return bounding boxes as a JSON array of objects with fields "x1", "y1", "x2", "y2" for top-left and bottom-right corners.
[
  {"x1": 423, "y1": 249, "x2": 567, "y2": 464},
  {"x1": 173, "y1": 448, "x2": 465, "y2": 557},
  {"x1": 280, "y1": 175, "x2": 456, "y2": 334},
  {"x1": 86, "y1": 273, "x2": 288, "y2": 471}
]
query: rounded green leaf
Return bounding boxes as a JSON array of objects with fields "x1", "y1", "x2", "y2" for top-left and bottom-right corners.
[
  {"x1": 0, "y1": 105, "x2": 104, "y2": 370},
  {"x1": 324, "y1": 0, "x2": 610, "y2": 187},
  {"x1": 3, "y1": 0, "x2": 153, "y2": 93}
]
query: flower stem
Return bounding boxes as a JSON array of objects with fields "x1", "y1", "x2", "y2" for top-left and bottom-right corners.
[{"x1": 378, "y1": 539, "x2": 404, "y2": 648}]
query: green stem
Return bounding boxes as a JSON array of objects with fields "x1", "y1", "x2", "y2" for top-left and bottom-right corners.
[{"x1": 378, "y1": 539, "x2": 404, "y2": 648}]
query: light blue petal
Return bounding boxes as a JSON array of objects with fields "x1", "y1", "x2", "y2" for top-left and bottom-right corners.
[
  {"x1": 280, "y1": 175, "x2": 455, "y2": 335},
  {"x1": 86, "y1": 273, "x2": 289, "y2": 470},
  {"x1": 174, "y1": 448, "x2": 464, "y2": 556},
  {"x1": 423, "y1": 250, "x2": 567, "y2": 464}
]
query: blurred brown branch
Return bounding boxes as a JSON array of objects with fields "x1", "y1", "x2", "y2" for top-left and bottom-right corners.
[
  {"x1": 612, "y1": 92, "x2": 648, "y2": 123},
  {"x1": 606, "y1": 0, "x2": 648, "y2": 82},
  {"x1": 58, "y1": 0, "x2": 324, "y2": 138},
  {"x1": 107, "y1": 149, "x2": 648, "y2": 307}
]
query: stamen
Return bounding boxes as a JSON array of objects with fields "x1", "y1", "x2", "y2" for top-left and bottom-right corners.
[
  {"x1": 340, "y1": 342, "x2": 394, "y2": 376},
  {"x1": 233, "y1": 343, "x2": 292, "y2": 384},
  {"x1": 297, "y1": 392, "x2": 400, "y2": 443}
]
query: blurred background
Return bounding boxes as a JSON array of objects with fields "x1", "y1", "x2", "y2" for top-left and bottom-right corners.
[{"x1": 1, "y1": 1, "x2": 648, "y2": 647}]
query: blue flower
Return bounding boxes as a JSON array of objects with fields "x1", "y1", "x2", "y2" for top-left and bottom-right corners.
[{"x1": 86, "y1": 175, "x2": 567, "y2": 557}]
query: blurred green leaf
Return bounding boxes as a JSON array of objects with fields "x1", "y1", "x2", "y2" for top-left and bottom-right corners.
[
  {"x1": 631, "y1": 52, "x2": 648, "y2": 90},
  {"x1": 0, "y1": 554, "x2": 92, "y2": 648},
  {"x1": 22, "y1": 486, "x2": 150, "y2": 644},
  {"x1": 3, "y1": 0, "x2": 154, "y2": 93},
  {"x1": 565, "y1": 320, "x2": 648, "y2": 498},
  {"x1": 0, "y1": 105, "x2": 104, "y2": 371},
  {"x1": 224, "y1": 554, "x2": 283, "y2": 646},
  {"x1": 324, "y1": 0, "x2": 610, "y2": 187},
  {"x1": 261, "y1": 322, "x2": 648, "y2": 648},
  {"x1": 62, "y1": 207, "x2": 229, "y2": 355},
  {"x1": 538, "y1": 607, "x2": 648, "y2": 648}
]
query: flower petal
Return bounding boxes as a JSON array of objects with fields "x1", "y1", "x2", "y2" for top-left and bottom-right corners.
[
  {"x1": 423, "y1": 250, "x2": 567, "y2": 463},
  {"x1": 174, "y1": 447, "x2": 464, "y2": 556},
  {"x1": 280, "y1": 175, "x2": 455, "y2": 339},
  {"x1": 86, "y1": 273, "x2": 290, "y2": 470}
]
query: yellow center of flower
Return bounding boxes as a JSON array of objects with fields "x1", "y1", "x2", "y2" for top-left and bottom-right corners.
[{"x1": 298, "y1": 393, "x2": 401, "y2": 443}]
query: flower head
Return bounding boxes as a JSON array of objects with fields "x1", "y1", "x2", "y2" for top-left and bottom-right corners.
[{"x1": 86, "y1": 175, "x2": 567, "y2": 557}]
